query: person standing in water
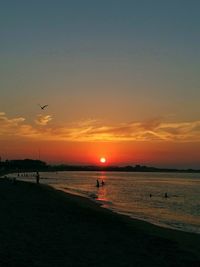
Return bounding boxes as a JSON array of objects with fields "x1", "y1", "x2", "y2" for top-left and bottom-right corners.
[
  {"x1": 36, "y1": 171, "x2": 40, "y2": 184},
  {"x1": 96, "y1": 179, "x2": 100, "y2": 188}
]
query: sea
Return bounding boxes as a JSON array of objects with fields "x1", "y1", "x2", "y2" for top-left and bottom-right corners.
[{"x1": 8, "y1": 171, "x2": 200, "y2": 234}]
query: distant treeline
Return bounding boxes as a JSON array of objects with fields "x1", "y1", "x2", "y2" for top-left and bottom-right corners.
[
  {"x1": 48, "y1": 164, "x2": 200, "y2": 173},
  {"x1": 0, "y1": 159, "x2": 200, "y2": 174},
  {"x1": 0, "y1": 159, "x2": 47, "y2": 175}
]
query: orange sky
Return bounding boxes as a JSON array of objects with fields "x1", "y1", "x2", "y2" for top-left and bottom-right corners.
[
  {"x1": 1, "y1": 2, "x2": 200, "y2": 168},
  {"x1": 1, "y1": 134, "x2": 200, "y2": 168},
  {"x1": 0, "y1": 112, "x2": 200, "y2": 168}
]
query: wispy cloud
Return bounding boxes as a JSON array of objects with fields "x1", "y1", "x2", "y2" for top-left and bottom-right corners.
[
  {"x1": 0, "y1": 112, "x2": 39, "y2": 139},
  {"x1": 35, "y1": 114, "x2": 52, "y2": 126},
  {"x1": 1, "y1": 112, "x2": 200, "y2": 142}
]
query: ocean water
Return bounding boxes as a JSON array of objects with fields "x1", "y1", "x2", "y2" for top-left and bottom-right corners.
[{"x1": 9, "y1": 171, "x2": 200, "y2": 234}]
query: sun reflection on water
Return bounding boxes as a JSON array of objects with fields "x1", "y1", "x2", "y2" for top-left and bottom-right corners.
[{"x1": 96, "y1": 172, "x2": 108, "y2": 201}]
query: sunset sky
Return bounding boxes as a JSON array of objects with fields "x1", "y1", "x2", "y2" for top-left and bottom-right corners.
[{"x1": 1, "y1": 1, "x2": 200, "y2": 168}]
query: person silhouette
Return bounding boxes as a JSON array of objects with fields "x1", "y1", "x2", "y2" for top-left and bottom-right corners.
[
  {"x1": 96, "y1": 179, "x2": 100, "y2": 188},
  {"x1": 36, "y1": 172, "x2": 40, "y2": 184}
]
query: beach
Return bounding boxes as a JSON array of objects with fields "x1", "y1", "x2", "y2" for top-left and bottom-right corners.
[{"x1": 0, "y1": 178, "x2": 200, "y2": 267}]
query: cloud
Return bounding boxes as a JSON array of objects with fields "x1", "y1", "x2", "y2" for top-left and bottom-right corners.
[
  {"x1": 35, "y1": 114, "x2": 52, "y2": 126},
  {"x1": 1, "y1": 112, "x2": 200, "y2": 142},
  {"x1": 58, "y1": 119, "x2": 200, "y2": 142},
  {"x1": 0, "y1": 113, "x2": 39, "y2": 139},
  {"x1": 0, "y1": 112, "x2": 26, "y2": 137},
  {"x1": 0, "y1": 112, "x2": 25, "y2": 125}
]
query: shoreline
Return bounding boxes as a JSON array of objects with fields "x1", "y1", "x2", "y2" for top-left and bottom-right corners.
[
  {"x1": 56, "y1": 185, "x2": 200, "y2": 235},
  {"x1": 3, "y1": 172, "x2": 200, "y2": 236},
  {"x1": 1, "y1": 178, "x2": 200, "y2": 266},
  {"x1": 53, "y1": 185, "x2": 200, "y2": 245}
]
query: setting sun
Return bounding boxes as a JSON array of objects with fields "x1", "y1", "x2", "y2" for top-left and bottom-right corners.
[{"x1": 100, "y1": 157, "x2": 106, "y2": 163}]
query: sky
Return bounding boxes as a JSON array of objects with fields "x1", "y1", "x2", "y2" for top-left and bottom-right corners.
[{"x1": 0, "y1": 0, "x2": 200, "y2": 168}]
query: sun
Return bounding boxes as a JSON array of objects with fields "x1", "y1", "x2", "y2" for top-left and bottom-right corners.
[{"x1": 100, "y1": 157, "x2": 106, "y2": 164}]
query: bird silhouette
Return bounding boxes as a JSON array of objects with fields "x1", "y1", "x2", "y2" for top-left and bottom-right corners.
[{"x1": 38, "y1": 104, "x2": 48, "y2": 110}]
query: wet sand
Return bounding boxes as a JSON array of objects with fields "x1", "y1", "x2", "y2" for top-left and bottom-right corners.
[{"x1": 0, "y1": 178, "x2": 200, "y2": 267}]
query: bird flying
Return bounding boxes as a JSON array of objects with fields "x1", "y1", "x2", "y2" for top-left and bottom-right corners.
[{"x1": 38, "y1": 104, "x2": 48, "y2": 110}]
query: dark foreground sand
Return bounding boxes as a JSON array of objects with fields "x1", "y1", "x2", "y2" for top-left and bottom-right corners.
[{"x1": 0, "y1": 179, "x2": 200, "y2": 267}]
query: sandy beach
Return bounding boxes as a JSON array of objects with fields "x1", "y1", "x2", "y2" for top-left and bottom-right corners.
[{"x1": 0, "y1": 178, "x2": 200, "y2": 267}]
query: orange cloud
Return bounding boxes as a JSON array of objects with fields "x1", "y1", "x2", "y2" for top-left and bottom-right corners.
[
  {"x1": 1, "y1": 112, "x2": 200, "y2": 142},
  {"x1": 0, "y1": 112, "x2": 26, "y2": 137},
  {"x1": 35, "y1": 114, "x2": 52, "y2": 126}
]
